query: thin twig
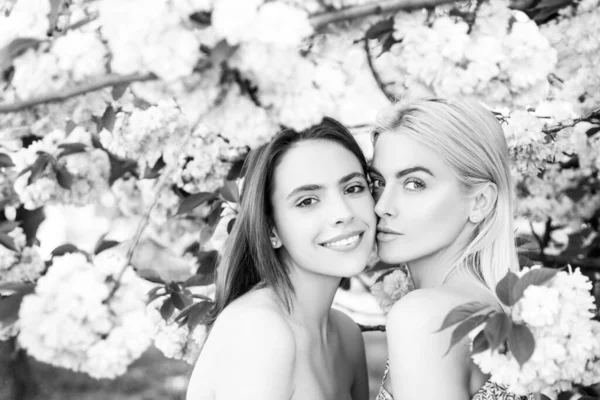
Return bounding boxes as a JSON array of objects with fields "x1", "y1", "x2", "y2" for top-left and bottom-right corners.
[
  {"x1": 363, "y1": 39, "x2": 395, "y2": 102},
  {"x1": 309, "y1": 0, "x2": 454, "y2": 30},
  {"x1": 543, "y1": 108, "x2": 600, "y2": 135},
  {"x1": 0, "y1": 73, "x2": 157, "y2": 113},
  {"x1": 359, "y1": 324, "x2": 386, "y2": 332}
]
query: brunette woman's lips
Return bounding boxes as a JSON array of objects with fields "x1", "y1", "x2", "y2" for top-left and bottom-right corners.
[
  {"x1": 319, "y1": 231, "x2": 364, "y2": 251},
  {"x1": 376, "y1": 225, "x2": 402, "y2": 242}
]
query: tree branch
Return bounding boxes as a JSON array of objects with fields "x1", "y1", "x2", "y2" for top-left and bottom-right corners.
[
  {"x1": 364, "y1": 39, "x2": 395, "y2": 102},
  {"x1": 309, "y1": 0, "x2": 455, "y2": 30},
  {"x1": 521, "y1": 251, "x2": 600, "y2": 272},
  {"x1": 543, "y1": 107, "x2": 600, "y2": 135},
  {"x1": 0, "y1": 72, "x2": 157, "y2": 114}
]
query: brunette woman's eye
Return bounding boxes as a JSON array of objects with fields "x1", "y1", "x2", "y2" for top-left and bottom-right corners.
[
  {"x1": 296, "y1": 198, "x2": 317, "y2": 207},
  {"x1": 404, "y1": 179, "x2": 425, "y2": 191},
  {"x1": 370, "y1": 178, "x2": 385, "y2": 192}
]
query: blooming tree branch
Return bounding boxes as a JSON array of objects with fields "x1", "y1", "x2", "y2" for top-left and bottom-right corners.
[
  {"x1": 0, "y1": 73, "x2": 157, "y2": 113},
  {"x1": 522, "y1": 251, "x2": 600, "y2": 272},
  {"x1": 309, "y1": 0, "x2": 454, "y2": 29},
  {"x1": 543, "y1": 107, "x2": 600, "y2": 135}
]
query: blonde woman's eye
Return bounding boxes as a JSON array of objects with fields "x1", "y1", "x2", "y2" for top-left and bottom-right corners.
[
  {"x1": 370, "y1": 178, "x2": 385, "y2": 190},
  {"x1": 405, "y1": 179, "x2": 425, "y2": 191},
  {"x1": 346, "y1": 184, "x2": 366, "y2": 194}
]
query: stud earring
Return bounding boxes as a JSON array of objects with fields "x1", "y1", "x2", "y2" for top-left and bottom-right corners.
[
  {"x1": 271, "y1": 240, "x2": 277, "y2": 247},
  {"x1": 469, "y1": 215, "x2": 480, "y2": 223}
]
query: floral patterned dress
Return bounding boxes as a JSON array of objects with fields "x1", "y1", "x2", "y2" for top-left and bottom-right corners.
[{"x1": 375, "y1": 360, "x2": 535, "y2": 400}]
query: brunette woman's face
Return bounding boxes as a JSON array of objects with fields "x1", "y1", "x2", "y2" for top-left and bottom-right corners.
[
  {"x1": 270, "y1": 139, "x2": 376, "y2": 278},
  {"x1": 370, "y1": 132, "x2": 471, "y2": 266}
]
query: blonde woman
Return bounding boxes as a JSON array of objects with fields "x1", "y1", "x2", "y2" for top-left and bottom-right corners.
[{"x1": 370, "y1": 98, "x2": 533, "y2": 400}]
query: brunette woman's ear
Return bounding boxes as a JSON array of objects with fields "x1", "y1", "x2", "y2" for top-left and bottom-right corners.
[
  {"x1": 270, "y1": 229, "x2": 282, "y2": 249},
  {"x1": 468, "y1": 182, "x2": 497, "y2": 224}
]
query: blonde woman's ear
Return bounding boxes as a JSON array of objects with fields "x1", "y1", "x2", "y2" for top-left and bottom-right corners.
[
  {"x1": 469, "y1": 182, "x2": 498, "y2": 223},
  {"x1": 270, "y1": 229, "x2": 282, "y2": 249}
]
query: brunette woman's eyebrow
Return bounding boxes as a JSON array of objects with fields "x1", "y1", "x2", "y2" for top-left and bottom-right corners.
[
  {"x1": 285, "y1": 172, "x2": 364, "y2": 200},
  {"x1": 286, "y1": 184, "x2": 323, "y2": 200}
]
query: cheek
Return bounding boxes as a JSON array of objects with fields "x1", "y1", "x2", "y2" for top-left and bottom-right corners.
[{"x1": 405, "y1": 189, "x2": 468, "y2": 236}]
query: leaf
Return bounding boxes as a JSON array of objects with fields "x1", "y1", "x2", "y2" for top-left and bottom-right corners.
[
  {"x1": 160, "y1": 298, "x2": 175, "y2": 321},
  {"x1": 184, "y1": 273, "x2": 213, "y2": 288},
  {"x1": 436, "y1": 301, "x2": 489, "y2": 332},
  {"x1": 375, "y1": 268, "x2": 396, "y2": 284},
  {"x1": 0, "y1": 221, "x2": 20, "y2": 233},
  {"x1": 0, "y1": 37, "x2": 42, "y2": 71},
  {"x1": 143, "y1": 156, "x2": 166, "y2": 179},
  {"x1": 138, "y1": 269, "x2": 165, "y2": 284},
  {"x1": 495, "y1": 271, "x2": 519, "y2": 306},
  {"x1": 226, "y1": 157, "x2": 247, "y2": 180},
  {"x1": 206, "y1": 201, "x2": 223, "y2": 228},
  {"x1": 176, "y1": 192, "x2": 218, "y2": 216},
  {"x1": 195, "y1": 250, "x2": 219, "y2": 281},
  {"x1": 483, "y1": 312, "x2": 512, "y2": 351},
  {"x1": 511, "y1": 267, "x2": 558, "y2": 304},
  {"x1": 199, "y1": 225, "x2": 215, "y2": 246},
  {"x1": 108, "y1": 156, "x2": 139, "y2": 185},
  {"x1": 0, "y1": 233, "x2": 18, "y2": 251},
  {"x1": 226, "y1": 218, "x2": 235, "y2": 234},
  {"x1": 189, "y1": 11, "x2": 212, "y2": 27},
  {"x1": 471, "y1": 329, "x2": 490, "y2": 355},
  {"x1": 209, "y1": 39, "x2": 237, "y2": 66},
  {"x1": 171, "y1": 291, "x2": 193, "y2": 310},
  {"x1": 508, "y1": 323, "x2": 535, "y2": 367},
  {"x1": 187, "y1": 301, "x2": 213, "y2": 329},
  {"x1": 379, "y1": 32, "x2": 397, "y2": 56},
  {"x1": 48, "y1": 0, "x2": 66, "y2": 34},
  {"x1": 0, "y1": 153, "x2": 15, "y2": 168},
  {"x1": 444, "y1": 312, "x2": 492, "y2": 355},
  {"x1": 101, "y1": 106, "x2": 117, "y2": 133},
  {"x1": 219, "y1": 180, "x2": 240, "y2": 203},
  {"x1": 94, "y1": 240, "x2": 120, "y2": 255},
  {"x1": 365, "y1": 18, "x2": 394, "y2": 40},
  {"x1": 17, "y1": 206, "x2": 45, "y2": 246},
  {"x1": 51, "y1": 243, "x2": 80, "y2": 257},
  {"x1": 27, "y1": 155, "x2": 50, "y2": 185},
  {"x1": 146, "y1": 286, "x2": 165, "y2": 304},
  {"x1": 0, "y1": 292, "x2": 29, "y2": 326},
  {"x1": 0, "y1": 282, "x2": 34, "y2": 294},
  {"x1": 57, "y1": 142, "x2": 87, "y2": 158},
  {"x1": 586, "y1": 126, "x2": 600, "y2": 137},
  {"x1": 65, "y1": 120, "x2": 77, "y2": 135},
  {"x1": 111, "y1": 83, "x2": 129, "y2": 101},
  {"x1": 55, "y1": 165, "x2": 73, "y2": 189}
]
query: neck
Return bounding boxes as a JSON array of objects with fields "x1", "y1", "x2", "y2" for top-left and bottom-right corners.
[
  {"x1": 408, "y1": 227, "x2": 474, "y2": 289},
  {"x1": 285, "y1": 262, "x2": 340, "y2": 339}
]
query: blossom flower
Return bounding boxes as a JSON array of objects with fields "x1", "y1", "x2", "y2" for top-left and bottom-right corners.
[
  {"x1": 472, "y1": 267, "x2": 600, "y2": 395},
  {"x1": 100, "y1": 99, "x2": 189, "y2": 170},
  {"x1": 51, "y1": 30, "x2": 108, "y2": 81},
  {"x1": 97, "y1": 0, "x2": 202, "y2": 81},
  {"x1": 147, "y1": 291, "x2": 213, "y2": 364},
  {"x1": 0, "y1": 0, "x2": 49, "y2": 48},
  {"x1": 370, "y1": 267, "x2": 414, "y2": 313},
  {"x1": 12, "y1": 128, "x2": 110, "y2": 209},
  {"x1": 18, "y1": 253, "x2": 154, "y2": 379}
]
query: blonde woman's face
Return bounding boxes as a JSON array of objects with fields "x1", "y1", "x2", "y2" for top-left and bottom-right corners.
[{"x1": 370, "y1": 132, "x2": 472, "y2": 266}]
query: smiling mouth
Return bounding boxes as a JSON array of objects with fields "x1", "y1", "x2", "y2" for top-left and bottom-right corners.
[{"x1": 320, "y1": 232, "x2": 363, "y2": 250}]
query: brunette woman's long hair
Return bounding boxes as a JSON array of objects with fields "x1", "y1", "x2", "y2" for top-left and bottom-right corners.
[{"x1": 205, "y1": 117, "x2": 369, "y2": 326}]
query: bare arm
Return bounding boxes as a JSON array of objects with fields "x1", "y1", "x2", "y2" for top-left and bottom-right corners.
[
  {"x1": 212, "y1": 308, "x2": 296, "y2": 400},
  {"x1": 386, "y1": 290, "x2": 472, "y2": 400}
]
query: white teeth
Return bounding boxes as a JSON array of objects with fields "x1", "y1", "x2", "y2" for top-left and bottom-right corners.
[{"x1": 323, "y1": 234, "x2": 360, "y2": 248}]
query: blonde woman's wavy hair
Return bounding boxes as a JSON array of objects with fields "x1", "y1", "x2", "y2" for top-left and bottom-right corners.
[{"x1": 372, "y1": 97, "x2": 519, "y2": 292}]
